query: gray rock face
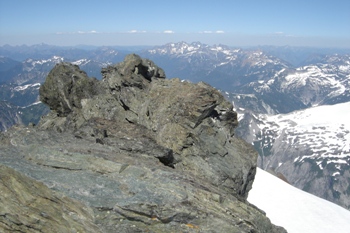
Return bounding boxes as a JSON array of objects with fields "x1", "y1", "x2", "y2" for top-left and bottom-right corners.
[
  {"x1": 0, "y1": 164, "x2": 101, "y2": 233},
  {"x1": 0, "y1": 54, "x2": 286, "y2": 232},
  {"x1": 39, "y1": 63, "x2": 102, "y2": 117}
]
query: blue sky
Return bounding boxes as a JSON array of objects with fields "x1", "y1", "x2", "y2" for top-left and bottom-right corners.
[{"x1": 1, "y1": 0, "x2": 349, "y2": 47}]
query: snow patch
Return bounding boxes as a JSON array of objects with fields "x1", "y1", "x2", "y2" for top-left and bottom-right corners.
[
  {"x1": 72, "y1": 59, "x2": 90, "y2": 66},
  {"x1": 258, "y1": 102, "x2": 350, "y2": 167},
  {"x1": 248, "y1": 168, "x2": 350, "y2": 233},
  {"x1": 13, "y1": 83, "x2": 41, "y2": 91}
]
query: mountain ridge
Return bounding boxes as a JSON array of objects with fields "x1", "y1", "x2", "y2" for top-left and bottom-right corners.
[
  {"x1": 1, "y1": 41, "x2": 350, "y2": 210},
  {"x1": 0, "y1": 54, "x2": 286, "y2": 232}
]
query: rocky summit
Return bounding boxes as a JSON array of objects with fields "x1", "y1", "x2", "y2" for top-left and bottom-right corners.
[{"x1": 0, "y1": 54, "x2": 286, "y2": 232}]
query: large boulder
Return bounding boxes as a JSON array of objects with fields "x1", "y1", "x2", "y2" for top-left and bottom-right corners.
[
  {"x1": 0, "y1": 54, "x2": 286, "y2": 232},
  {"x1": 39, "y1": 63, "x2": 102, "y2": 116}
]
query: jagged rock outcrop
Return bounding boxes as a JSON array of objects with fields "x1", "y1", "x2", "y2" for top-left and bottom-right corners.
[{"x1": 0, "y1": 54, "x2": 286, "y2": 232}]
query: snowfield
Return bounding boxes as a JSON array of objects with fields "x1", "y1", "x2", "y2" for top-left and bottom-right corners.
[
  {"x1": 256, "y1": 102, "x2": 350, "y2": 170},
  {"x1": 248, "y1": 168, "x2": 350, "y2": 233}
]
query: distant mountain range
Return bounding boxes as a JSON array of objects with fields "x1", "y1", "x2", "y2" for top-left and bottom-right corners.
[{"x1": 1, "y1": 42, "x2": 350, "y2": 210}]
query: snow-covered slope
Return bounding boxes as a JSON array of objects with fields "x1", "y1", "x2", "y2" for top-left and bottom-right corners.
[
  {"x1": 248, "y1": 168, "x2": 350, "y2": 233},
  {"x1": 241, "y1": 102, "x2": 350, "y2": 210},
  {"x1": 258, "y1": 102, "x2": 350, "y2": 167}
]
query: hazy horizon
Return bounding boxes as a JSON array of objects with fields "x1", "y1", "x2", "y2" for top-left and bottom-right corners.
[
  {"x1": 1, "y1": 0, "x2": 350, "y2": 48},
  {"x1": 2, "y1": 41, "x2": 350, "y2": 51}
]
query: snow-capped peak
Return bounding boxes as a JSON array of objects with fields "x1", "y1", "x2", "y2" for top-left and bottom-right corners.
[
  {"x1": 72, "y1": 58, "x2": 90, "y2": 66},
  {"x1": 24, "y1": 56, "x2": 64, "y2": 72}
]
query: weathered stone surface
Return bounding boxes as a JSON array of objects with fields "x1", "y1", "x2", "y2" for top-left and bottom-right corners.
[
  {"x1": 0, "y1": 54, "x2": 286, "y2": 232},
  {"x1": 0, "y1": 164, "x2": 101, "y2": 233},
  {"x1": 40, "y1": 63, "x2": 102, "y2": 117},
  {"x1": 39, "y1": 54, "x2": 251, "y2": 198}
]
